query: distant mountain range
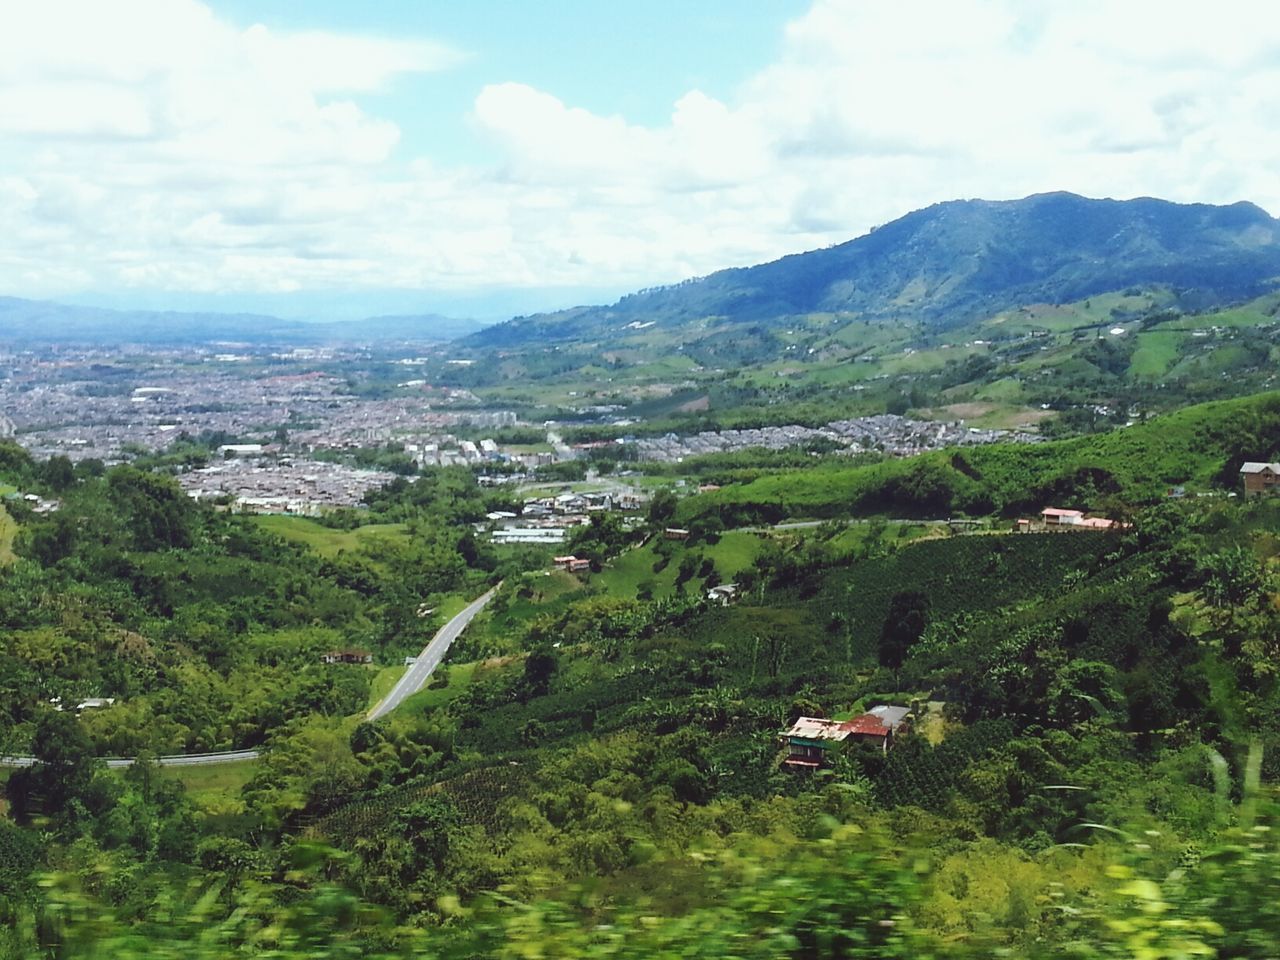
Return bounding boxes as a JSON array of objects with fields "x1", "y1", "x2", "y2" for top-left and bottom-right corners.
[
  {"x1": 0, "y1": 297, "x2": 491, "y2": 345},
  {"x1": 468, "y1": 192, "x2": 1280, "y2": 347}
]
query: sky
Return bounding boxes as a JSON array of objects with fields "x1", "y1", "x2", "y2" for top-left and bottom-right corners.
[{"x1": 2, "y1": 0, "x2": 1280, "y2": 322}]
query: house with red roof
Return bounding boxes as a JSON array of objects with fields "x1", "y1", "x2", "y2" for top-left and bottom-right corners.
[{"x1": 781, "y1": 705, "x2": 913, "y2": 768}]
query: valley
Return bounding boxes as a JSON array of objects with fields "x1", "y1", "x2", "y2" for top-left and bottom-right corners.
[{"x1": 1, "y1": 193, "x2": 1279, "y2": 958}]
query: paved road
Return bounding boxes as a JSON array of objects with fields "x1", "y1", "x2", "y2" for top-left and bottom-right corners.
[
  {"x1": 738, "y1": 518, "x2": 947, "y2": 532},
  {"x1": 367, "y1": 585, "x2": 499, "y2": 722},
  {"x1": 0, "y1": 749, "x2": 260, "y2": 769},
  {"x1": 0, "y1": 587, "x2": 501, "y2": 768}
]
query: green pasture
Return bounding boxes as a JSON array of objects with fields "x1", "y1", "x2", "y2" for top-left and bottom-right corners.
[
  {"x1": 1127, "y1": 331, "x2": 1184, "y2": 378},
  {"x1": 252, "y1": 515, "x2": 410, "y2": 558}
]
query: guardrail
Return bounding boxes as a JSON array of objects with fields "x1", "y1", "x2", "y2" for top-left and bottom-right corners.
[{"x1": 0, "y1": 749, "x2": 260, "y2": 769}]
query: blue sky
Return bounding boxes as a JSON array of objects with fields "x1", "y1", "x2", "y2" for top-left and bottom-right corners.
[
  {"x1": 2, "y1": 1, "x2": 1278, "y2": 323},
  {"x1": 206, "y1": 1, "x2": 797, "y2": 166}
]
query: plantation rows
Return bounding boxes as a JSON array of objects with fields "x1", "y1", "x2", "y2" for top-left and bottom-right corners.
[
  {"x1": 0, "y1": 823, "x2": 40, "y2": 896},
  {"x1": 311, "y1": 761, "x2": 534, "y2": 844},
  {"x1": 832, "y1": 534, "x2": 1111, "y2": 661},
  {"x1": 874, "y1": 718, "x2": 1016, "y2": 810}
]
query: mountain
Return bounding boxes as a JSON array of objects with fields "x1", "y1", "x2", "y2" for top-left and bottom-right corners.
[
  {"x1": 468, "y1": 192, "x2": 1280, "y2": 346},
  {"x1": 0, "y1": 297, "x2": 489, "y2": 345},
  {"x1": 335, "y1": 314, "x2": 490, "y2": 341}
]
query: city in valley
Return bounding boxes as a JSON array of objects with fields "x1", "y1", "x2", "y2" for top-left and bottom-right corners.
[{"x1": 0, "y1": 340, "x2": 1039, "y2": 526}]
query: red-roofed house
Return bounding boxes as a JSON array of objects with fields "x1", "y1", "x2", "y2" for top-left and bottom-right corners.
[{"x1": 781, "y1": 705, "x2": 913, "y2": 768}]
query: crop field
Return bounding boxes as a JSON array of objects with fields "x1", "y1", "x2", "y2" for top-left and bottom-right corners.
[
  {"x1": 828, "y1": 532, "x2": 1111, "y2": 661},
  {"x1": 252, "y1": 515, "x2": 410, "y2": 558}
]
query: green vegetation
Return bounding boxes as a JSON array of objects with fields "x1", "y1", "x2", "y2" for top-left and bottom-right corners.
[
  {"x1": 2, "y1": 385, "x2": 1280, "y2": 956},
  {"x1": 0, "y1": 505, "x2": 15, "y2": 565},
  {"x1": 679, "y1": 391, "x2": 1280, "y2": 525},
  {"x1": 252, "y1": 515, "x2": 411, "y2": 559}
]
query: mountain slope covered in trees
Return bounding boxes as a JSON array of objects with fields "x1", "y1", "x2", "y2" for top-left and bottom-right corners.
[{"x1": 469, "y1": 192, "x2": 1280, "y2": 347}]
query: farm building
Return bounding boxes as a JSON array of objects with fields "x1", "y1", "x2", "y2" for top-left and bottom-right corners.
[
  {"x1": 1040, "y1": 507, "x2": 1084, "y2": 526},
  {"x1": 1240, "y1": 462, "x2": 1280, "y2": 497},
  {"x1": 781, "y1": 705, "x2": 912, "y2": 768}
]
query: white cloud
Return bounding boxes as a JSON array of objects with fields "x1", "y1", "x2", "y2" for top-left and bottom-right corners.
[{"x1": 1, "y1": 0, "x2": 1279, "y2": 309}]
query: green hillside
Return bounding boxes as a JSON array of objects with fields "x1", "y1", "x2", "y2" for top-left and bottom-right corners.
[
  {"x1": 3, "y1": 398, "x2": 1280, "y2": 956},
  {"x1": 678, "y1": 391, "x2": 1280, "y2": 524}
]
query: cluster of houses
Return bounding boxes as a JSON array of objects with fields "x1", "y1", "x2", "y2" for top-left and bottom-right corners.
[
  {"x1": 781, "y1": 705, "x2": 913, "y2": 768},
  {"x1": 320, "y1": 649, "x2": 374, "y2": 665},
  {"x1": 522, "y1": 490, "x2": 646, "y2": 517},
  {"x1": 3, "y1": 492, "x2": 60, "y2": 514}
]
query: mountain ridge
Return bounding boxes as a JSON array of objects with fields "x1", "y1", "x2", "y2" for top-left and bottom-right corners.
[
  {"x1": 467, "y1": 191, "x2": 1280, "y2": 347},
  {"x1": 0, "y1": 296, "x2": 490, "y2": 345}
]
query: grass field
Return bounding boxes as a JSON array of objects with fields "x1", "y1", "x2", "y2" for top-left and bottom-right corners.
[
  {"x1": 0, "y1": 504, "x2": 16, "y2": 565},
  {"x1": 367, "y1": 665, "x2": 404, "y2": 710},
  {"x1": 595, "y1": 530, "x2": 768, "y2": 599},
  {"x1": 1128, "y1": 331, "x2": 1183, "y2": 378},
  {"x1": 252, "y1": 515, "x2": 410, "y2": 558},
  {"x1": 399, "y1": 659, "x2": 482, "y2": 713},
  {"x1": 162, "y1": 760, "x2": 256, "y2": 814}
]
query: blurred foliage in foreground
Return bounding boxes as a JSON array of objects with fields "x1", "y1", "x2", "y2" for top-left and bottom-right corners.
[{"x1": 6, "y1": 782, "x2": 1280, "y2": 959}]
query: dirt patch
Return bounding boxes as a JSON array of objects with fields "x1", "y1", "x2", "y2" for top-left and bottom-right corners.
[
  {"x1": 677, "y1": 394, "x2": 710, "y2": 413},
  {"x1": 936, "y1": 402, "x2": 997, "y2": 419}
]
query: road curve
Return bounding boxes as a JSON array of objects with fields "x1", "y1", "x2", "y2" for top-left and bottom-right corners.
[
  {"x1": 0, "y1": 586, "x2": 501, "y2": 768},
  {"x1": 366, "y1": 584, "x2": 499, "y2": 722}
]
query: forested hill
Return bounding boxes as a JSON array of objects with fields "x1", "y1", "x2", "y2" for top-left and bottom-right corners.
[{"x1": 468, "y1": 192, "x2": 1280, "y2": 346}]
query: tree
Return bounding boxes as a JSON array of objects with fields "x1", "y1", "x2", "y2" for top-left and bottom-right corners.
[
  {"x1": 1198, "y1": 547, "x2": 1269, "y2": 627},
  {"x1": 647, "y1": 488, "x2": 678, "y2": 528},
  {"x1": 522, "y1": 646, "x2": 559, "y2": 699},
  {"x1": 878, "y1": 591, "x2": 929, "y2": 690},
  {"x1": 6, "y1": 710, "x2": 100, "y2": 822}
]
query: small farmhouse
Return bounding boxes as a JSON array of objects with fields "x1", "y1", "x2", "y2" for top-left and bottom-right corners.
[
  {"x1": 1040, "y1": 507, "x2": 1084, "y2": 526},
  {"x1": 781, "y1": 705, "x2": 912, "y2": 768},
  {"x1": 1018, "y1": 508, "x2": 1124, "y2": 532},
  {"x1": 842, "y1": 705, "x2": 912, "y2": 753},
  {"x1": 1240, "y1": 462, "x2": 1280, "y2": 497},
  {"x1": 664, "y1": 527, "x2": 690, "y2": 541}
]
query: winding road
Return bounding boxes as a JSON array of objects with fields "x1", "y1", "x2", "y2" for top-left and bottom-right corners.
[
  {"x1": 0, "y1": 585, "x2": 499, "y2": 769},
  {"x1": 367, "y1": 585, "x2": 498, "y2": 721}
]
